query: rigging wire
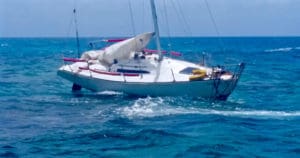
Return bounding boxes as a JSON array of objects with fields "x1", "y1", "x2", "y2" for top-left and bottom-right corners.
[
  {"x1": 62, "y1": 9, "x2": 75, "y2": 57},
  {"x1": 141, "y1": 0, "x2": 145, "y2": 33},
  {"x1": 62, "y1": 0, "x2": 78, "y2": 58},
  {"x1": 163, "y1": 0, "x2": 172, "y2": 52},
  {"x1": 169, "y1": 0, "x2": 200, "y2": 60},
  {"x1": 170, "y1": 0, "x2": 193, "y2": 36},
  {"x1": 66, "y1": 12, "x2": 74, "y2": 38},
  {"x1": 128, "y1": 0, "x2": 136, "y2": 36},
  {"x1": 168, "y1": 0, "x2": 202, "y2": 60},
  {"x1": 128, "y1": 0, "x2": 143, "y2": 73},
  {"x1": 73, "y1": 8, "x2": 81, "y2": 58},
  {"x1": 176, "y1": 0, "x2": 193, "y2": 36},
  {"x1": 203, "y1": 0, "x2": 226, "y2": 54}
]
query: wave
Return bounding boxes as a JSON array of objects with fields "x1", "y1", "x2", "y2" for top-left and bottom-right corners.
[
  {"x1": 198, "y1": 109, "x2": 300, "y2": 118},
  {"x1": 264, "y1": 46, "x2": 300, "y2": 53},
  {"x1": 265, "y1": 47, "x2": 293, "y2": 53},
  {"x1": 116, "y1": 97, "x2": 300, "y2": 119},
  {"x1": 1, "y1": 43, "x2": 8, "y2": 47},
  {"x1": 97, "y1": 91, "x2": 123, "y2": 95}
]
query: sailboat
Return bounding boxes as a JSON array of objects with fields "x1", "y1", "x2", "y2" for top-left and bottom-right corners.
[{"x1": 57, "y1": 0, "x2": 245, "y2": 100}]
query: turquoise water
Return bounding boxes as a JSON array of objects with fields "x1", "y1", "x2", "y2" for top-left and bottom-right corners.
[{"x1": 0, "y1": 37, "x2": 300, "y2": 157}]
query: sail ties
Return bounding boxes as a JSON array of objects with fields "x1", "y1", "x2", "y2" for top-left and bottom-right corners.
[
  {"x1": 63, "y1": 57, "x2": 86, "y2": 62},
  {"x1": 143, "y1": 49, "x2": 167, "y2": 54},
  {"x1": 103, "y1": 39, "x2": 127, "y2": 43}
]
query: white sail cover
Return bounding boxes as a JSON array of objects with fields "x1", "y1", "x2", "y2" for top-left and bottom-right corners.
[{"x1": 98, "y1": 32, "x2": 154, "y2": 64}]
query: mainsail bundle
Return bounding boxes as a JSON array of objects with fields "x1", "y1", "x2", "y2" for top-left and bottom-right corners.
[{"x1": 81, "y1": 32, "x2": 154, "y2": 65}]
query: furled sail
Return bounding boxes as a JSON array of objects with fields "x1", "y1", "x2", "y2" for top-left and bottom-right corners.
[
  {"x1": 80, "y1": 32, "x2": 153, "y2": 65},
  {"x1": 81, "y1": 50, "x2": 104, "y2": 60},
  {"x1": 99, "y1": 32, "x2": 154, "y2": 65}
]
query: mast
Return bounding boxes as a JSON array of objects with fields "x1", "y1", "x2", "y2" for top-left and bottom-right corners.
[
  {"x1": 150, "y1": 0, "x2": 163, "y2": 61},
  {"x1": 73, "y1": 8, "x2": 80, "y2": 58}
]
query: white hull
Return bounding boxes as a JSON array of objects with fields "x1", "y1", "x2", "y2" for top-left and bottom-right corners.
[{"x1": 58, "y1": 69, "x2": 239, "y2": 100}]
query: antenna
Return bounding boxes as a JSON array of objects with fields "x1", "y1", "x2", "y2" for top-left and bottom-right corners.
[{"x1": 73, "y1": 8, "x2": 80, "y2": 58}]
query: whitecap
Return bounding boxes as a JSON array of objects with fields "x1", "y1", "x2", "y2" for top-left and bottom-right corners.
[
  {"x1": 265, "y1": 47, "x2": 293, "y2": 53},
  {"x1": 196, "y1": 109, "x2": 300, "y2": 118},
  {"x1": 1, "y1": 43, "x2": 8, "y2": 47},
  {"x1": 97, "y1": 91, "x2": 123, "y2": 95}
]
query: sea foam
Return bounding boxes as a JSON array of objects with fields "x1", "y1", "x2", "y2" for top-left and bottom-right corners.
[
  {"x1": 265, "y1": 47, "x2": 293, "y2": 53},
  {"x1": 117, "y1": 97, "x2": 300, "y2": 119}
]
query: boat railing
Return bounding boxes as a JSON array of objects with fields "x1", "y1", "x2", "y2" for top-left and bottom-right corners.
[
  {"x1": 211, "y1": 63, "x2": 245, "y2": 79},
  {"x1": 230, "y1": 62, "x2": 245, "y2": 80},
  {"x1": 62, "y1": 57, "x2": 89, "y2": 75},
  {"x1": 209, "y1": 62, "x2": 245, "y2": 100},
  {"x1": 62, "y1": 57, "x2": 75, "y2": 73}
]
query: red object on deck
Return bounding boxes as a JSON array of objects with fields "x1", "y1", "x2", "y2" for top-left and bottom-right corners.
[
  {"x1": 63, "y1": 57, "x2": 86, "y2": 62},
  {"x1": 170, "y1": 51, "x2": 182, "y2": 56},
  {"x1": 79, "y1": 67, "x2": 89, "y2": 70}
]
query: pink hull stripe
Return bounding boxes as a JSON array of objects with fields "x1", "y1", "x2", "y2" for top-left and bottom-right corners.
[{"x1": 79, "y1": 67, "x2": 139, "y2": 77}]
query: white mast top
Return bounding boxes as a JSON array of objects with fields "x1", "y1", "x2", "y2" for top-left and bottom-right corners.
[{"x1": 150, "y1": 0, "x2": 163, "y2": 61}]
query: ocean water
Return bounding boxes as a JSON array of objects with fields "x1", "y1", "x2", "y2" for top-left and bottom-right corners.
[{"x1": 0, "y1": 37, "x2": 300, "y2": 157}]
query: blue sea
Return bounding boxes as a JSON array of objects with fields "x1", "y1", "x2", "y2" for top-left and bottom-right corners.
[{"x1": 0, "y1": 37, "x2": 300, "y2": 157}]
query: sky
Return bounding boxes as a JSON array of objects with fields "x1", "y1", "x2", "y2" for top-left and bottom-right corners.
[{"x1": 1, "y1": 0, "x2": 300, "y2": 37}]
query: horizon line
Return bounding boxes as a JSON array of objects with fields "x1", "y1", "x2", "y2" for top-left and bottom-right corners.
[{"x1": 1, "y1": 35, "x2": 300, "y2": 38}]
